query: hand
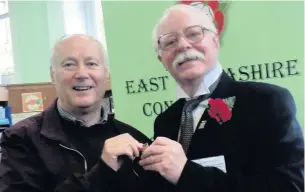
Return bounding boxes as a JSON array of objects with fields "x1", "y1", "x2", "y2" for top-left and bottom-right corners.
[
  {"x1": 139, "y1": 137, "x2": 187, "y2": 184},
  {"x1": 101, "y1": 133, "x2": 143, "y2": 171}
]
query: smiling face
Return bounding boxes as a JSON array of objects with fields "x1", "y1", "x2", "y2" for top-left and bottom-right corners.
[
  {"x1": 156, "y1": 6, "x2": 220, "y2": 84},
  {"x1": 50, "y1": 35, "x2": 107, "y2": 111}
]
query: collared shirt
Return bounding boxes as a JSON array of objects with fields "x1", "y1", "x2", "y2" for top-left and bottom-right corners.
[
  {"x1": 176, "y1": 62, "x2": 223, "y2": 135},
  {"x1": 176, "y1": 62, "x2": 223, "y2": 99},
  {"x1": 57, "y1": 102, "x2": 108, "y2": 127}
]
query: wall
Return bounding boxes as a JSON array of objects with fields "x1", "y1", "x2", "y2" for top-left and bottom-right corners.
[
  {"x1": 7, "y1": 0, "x2": 106, "y2": 84},
  {"x1": 102, "y1": 1, "x2": 304, "y2": 137}
]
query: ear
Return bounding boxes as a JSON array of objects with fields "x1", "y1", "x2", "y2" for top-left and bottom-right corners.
[
  {"x1": 104, "y1": 67, "x2": 110, "y2": 80},
  {"x1": 50, "y1": 66, "x2": 55, "y2": 83},
  {"x1": 158, "y1": 55, "x2": 162, "y2": 62},
  {"x1": 158, "y1": 55, "x2": 168, "y2": 71},
  {"x1": 213, "y1": 35, "x2": 220, "y2": 49}
]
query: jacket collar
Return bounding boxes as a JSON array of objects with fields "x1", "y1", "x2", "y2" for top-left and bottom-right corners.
[
  {"x1": 56, "y1": 100, "x2": 108, "y2": 126},
  {"x1": 40, "y1": 99, "x2": 69, "y2": 144},
  {"x1": 40, "y1": 100, "x2": 117, "y2": 145},
  {"x1": 163, "y1": 71, "x2": 235, "y2": 141},
  {"x1": 209, "y1": 70, "x2": 236, "y2": 99},
  {"x1": 176, "y1": 62, "x2": 223, "y2": 99}
]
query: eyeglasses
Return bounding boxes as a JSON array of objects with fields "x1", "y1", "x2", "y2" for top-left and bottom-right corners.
[{"x1": 157, "y1": 25, "x2": 215, "y2": 51}]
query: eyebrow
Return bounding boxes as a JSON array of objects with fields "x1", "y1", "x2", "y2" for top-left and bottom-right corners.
[
  {"x1": 61, "y1": 57, "x2": 77, "y2": 65},
  {"x1": 84, "y1": 56, "x2": 98, "y2": 62},
  {"x1": 60, "y1": 56, "x2": 98, "y2": 64}
]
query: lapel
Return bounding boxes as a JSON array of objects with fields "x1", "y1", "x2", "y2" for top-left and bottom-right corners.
[
  {"x1": 158, "y1": 98, "x2": 185, "y2": 141},
  {"x1": 209, "y1": 71, "x2": 236, "y2": 101},
  {"x1": 195, "y1": 71, "x2": 236, "y2": 130},
  {"x1": 40, "y1": 99, "x2": 70, "y2": 146},
  {"x1": 188, "y1": 71, "x2": 238, "y2": 158}
]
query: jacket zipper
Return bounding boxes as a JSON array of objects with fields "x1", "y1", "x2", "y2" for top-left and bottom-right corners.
[{"x1": 59, "y1": 144, "x2": 88, "y2": 172}]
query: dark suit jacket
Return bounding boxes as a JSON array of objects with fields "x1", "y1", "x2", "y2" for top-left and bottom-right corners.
[{"x1": 154, "y1": 72, "x2": 304, "y2": 192}]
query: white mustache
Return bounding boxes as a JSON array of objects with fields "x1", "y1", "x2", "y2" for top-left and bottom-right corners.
[
  {"x1": 73, "y1": 85, "x2": 93, "y2": 87},
  {"x1": 172, "y1": 50, "x2": 205, "y2": 69}
]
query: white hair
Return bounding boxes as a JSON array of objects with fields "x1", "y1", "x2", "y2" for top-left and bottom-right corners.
[
  {"x1": 152, "y1": 4, "x2": 217, "y2": 55},
  {"x1": 50, "y1": 34, "x2": 109, "y2": 72}
]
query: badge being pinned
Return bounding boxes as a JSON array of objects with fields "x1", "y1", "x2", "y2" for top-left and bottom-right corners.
[{"x1": 142, "y1": 143, "x2": 149, "y2": 151}]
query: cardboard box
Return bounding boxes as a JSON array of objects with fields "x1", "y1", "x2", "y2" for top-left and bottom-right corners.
[{"x1": 5, "y1": 79, "x2": 112, "y2": 114}]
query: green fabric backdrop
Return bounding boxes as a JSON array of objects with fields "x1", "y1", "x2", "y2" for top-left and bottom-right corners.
[{"x1": 102, "y1": 1, "x2": 304, "y2": 137}]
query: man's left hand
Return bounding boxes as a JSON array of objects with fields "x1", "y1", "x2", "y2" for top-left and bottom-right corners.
[{"x1": 139, "y1": 137, "x2": 187, "y2": 185}]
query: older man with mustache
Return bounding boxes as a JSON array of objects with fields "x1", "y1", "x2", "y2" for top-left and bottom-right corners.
[{"x1": 139, "y1": 4, "x2": 304, "y2": 192}]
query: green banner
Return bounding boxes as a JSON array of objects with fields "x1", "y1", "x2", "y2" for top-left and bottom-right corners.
[{"x1": 102, "y1": 1, "x2": 304, "y2": 137}]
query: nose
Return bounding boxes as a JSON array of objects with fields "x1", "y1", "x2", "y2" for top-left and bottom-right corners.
[
  {"x1": 74, "y1": 64, "x2": 89, "y2": 80},
  {"x1": 176, "y1": 36, "x2": 192, "y2": 52}
]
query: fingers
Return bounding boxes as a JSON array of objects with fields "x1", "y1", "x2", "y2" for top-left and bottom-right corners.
[
  {"x1": 105, "y1": 141, "x2": 133, "y2": 160},
  {"x1": 102, "y1": 133, "x2": 146, "y2": 171},
  {"x1": 152, "y1": 137, "x2": 173, "y2": 146},
  {"x1": 137, "y1": 143, "x2": 144, "y2": 150},
  {"x1": 141, "y1": 162, "x2": 164, "y2": 175},
  {"x1": 141, "y1": 145, "x2": 164, "y2": 159},
  {"x1": 124, "y1": 143, "x2": 137, "y2": 160},
  {"x1": 139, "y1": 154, "x2": 163, "y2": 166},
  {"x1": 123, "y1": 134, "x2": 143, "y2": 158},
  {"x1": 141, "y1": 137, "x2": 176, "y2": 159},
  {"x1": 128, "y1": 142, "x2": 140, "y2": 158},
  {"x1": 113, "y1": 133, "x2": 143, "y2": 159}
]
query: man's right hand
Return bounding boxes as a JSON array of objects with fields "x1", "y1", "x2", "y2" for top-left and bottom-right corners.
[{"x1": 101, "y1": 133, "x2": 144, "y2": 171}]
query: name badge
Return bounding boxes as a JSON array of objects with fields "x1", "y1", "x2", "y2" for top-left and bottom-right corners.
[{"x1": 192, "y1": 155, "x2": 227, "y2": 173}]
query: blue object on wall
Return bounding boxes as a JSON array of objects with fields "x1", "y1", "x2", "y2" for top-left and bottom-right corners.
[
  {"x1": 5, "y1": 106, "x2": 12, "y2": 127},
  {"x1": 0, "y1": 105, "x2": 11, "y2": 127}
]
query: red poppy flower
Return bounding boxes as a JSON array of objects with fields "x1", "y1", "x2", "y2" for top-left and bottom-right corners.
[
  {"x1": 178, "y1": 0, "x2": 226, "y2": 36},
  {"x1": 207, "y1": 98, "x2": 232, "y2": 124}
]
